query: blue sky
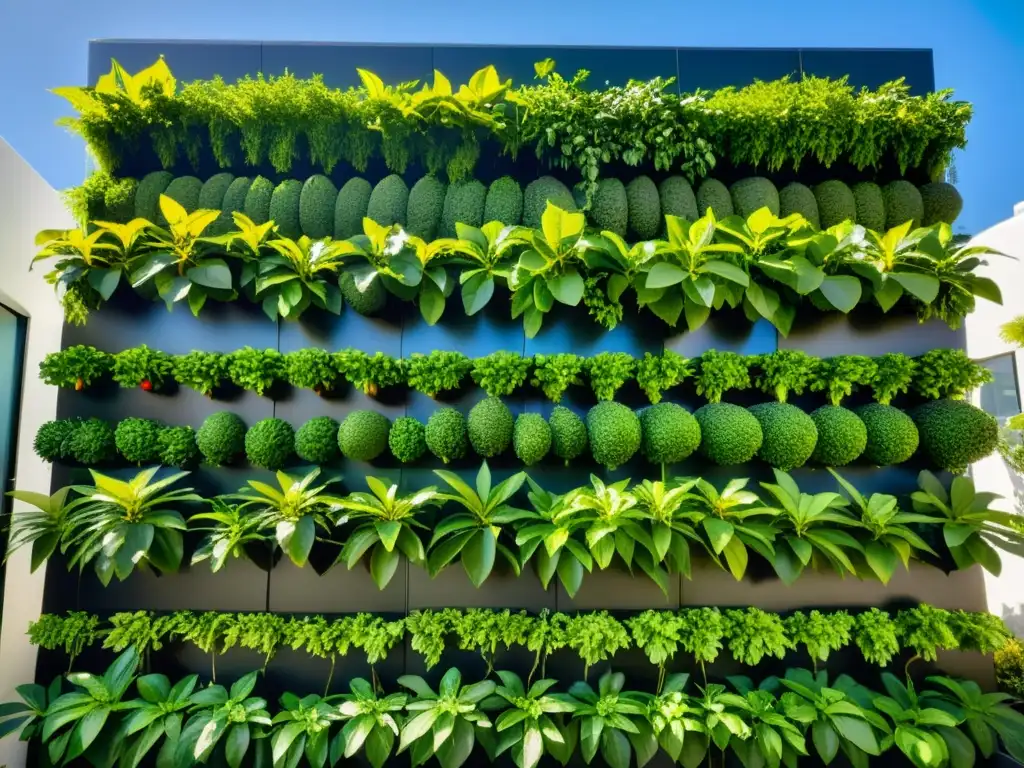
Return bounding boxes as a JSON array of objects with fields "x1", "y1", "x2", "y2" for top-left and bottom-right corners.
[{"x1": 1, "y1": 0, "x2": 1021, "y2": 234}]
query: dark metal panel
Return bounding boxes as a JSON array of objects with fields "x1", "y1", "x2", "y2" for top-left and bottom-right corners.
[
  {"x1": 88, "y1": 40, "x2": 262, "y2": 85},
  {"x1": 663, "y1": 314, "x2": 777, "y2": 357},
  {"x1": 259, "y1": 43, "x2": 433, "y2": 90},
  {"x1": 267, "y1": 559, "x2": 407, "y2": 613},
  {"x1": 780, "y1": 309, "x2": 965, "y2": 357},
  {"x1": 675, "y1": 48, "x2": 800, "y2": 92},
  {"x1": 800, "y1": 48, "x2": 936, "y2": 94}
]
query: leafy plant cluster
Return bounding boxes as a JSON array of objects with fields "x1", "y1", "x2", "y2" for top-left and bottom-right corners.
[
  {"x1": 35, "y1": 197, "x2": 1000, "y2": 334},
  {"x1": 41, "y1": 344, "x2": 988, "y2": 405},
  {"x1": 10, "y1": 462, "x2": 1023, "y2": 591},
  {"x1": 58, "y1": 57, "x2": 969, "y2": 186},
  {"x1": 4, "y1": 649, "x2": 1023, "y2": 768},
  {"x1": 34, "y1": 416, "x2": 200, "y2": 468}
]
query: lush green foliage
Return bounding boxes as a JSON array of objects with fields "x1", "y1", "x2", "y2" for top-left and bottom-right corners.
[
  {"x1": 748, "y1": 402, "x2": 818, "y2": 471},
  {"x1": 912, "y1": 399, "x2": 999, "y2": 472},
  {"x1": 467, "y1": 397, "x2": 514, "y2": 458},
  {"x1": 694, "y1": 403, "x2": 762, "y2": 466},
  {"x1": 338, "y1": 411, "x2": 391, "y2": 462},
  {"x1": 196, "y1": 411, "x2": 246, "y2": 466},
  {"x1": 244, "y1": 417, "x2": 295, "y2": 469}
]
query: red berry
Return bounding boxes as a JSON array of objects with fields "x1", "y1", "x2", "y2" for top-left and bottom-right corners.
[{"x1": 140, "y1": 380, "x2": 153, "y2": 392}]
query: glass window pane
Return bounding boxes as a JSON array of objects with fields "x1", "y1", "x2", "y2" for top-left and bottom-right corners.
[{"x1": 979, "y1": 354, "x2": 1020, "y2": 424}]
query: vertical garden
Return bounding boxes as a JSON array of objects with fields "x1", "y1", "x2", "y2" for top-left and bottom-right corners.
[{"x1": 4, "y1": 42, "x2": 1024, "y2": 768}]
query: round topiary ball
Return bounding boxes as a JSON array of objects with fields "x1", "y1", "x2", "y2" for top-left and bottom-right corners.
[
  {"x1": 659, "y1": 176, "x2": 699, "y2": 223},
  {"x1": 748, "y1": 403, "x2": 817, "y2": 470},
  {"x1": 389, "y1": 417, "x2": 427, "y2": 464},
  {"x1": 852, "y1": 182, "x2": 886, "y2": 231},
  {"x1": 295, "y1": 417, "x2": 340, "y2": 464},
  {"x1": 468, "y1": 397, "x2": 514, "y2": 458},
  {"x1": 339, "y1": 271, "x2": 387, "y2": 316},
  {"x1": 196, "y1": 412, "x2": 246, "y2": 466},
  {"x1": 425, "y1": 408, "x2": 468, "y2": 464},
  {"x1": 696, "y1": 179, "x2": 734, "y2": 219},
  {"x1": 245, "y1": 418, "x2": 295, "y2": 470},
  {"x1": 694, "y1": 403, "x2": 763, "y2": 466},
  {"x1": 586, "y1": 402, "x2": 641, "y2": 470},
  {"x1": 730, "y1": 177, "x2": 780, "y2": 218},
  {"x1": 34, "y1": 419, "x2": 78, "y2": 462},
  {"x1": 338, "y1": 411, "x2": 390, "y2": 462},
  {"x1": 778, "y1": 182, "x2": 820, "y2": 228},
  {"x1": 67, "y1": 418, "x2": 116, "y2": 465},
  {"x1": 912, "y1": 399, "x2": 998, "y2": 472},
  {"x1": 590, "y1": 178, "x2": 628, "y2": 236},
  {"x1": 814, "y1": 180, "x2": 857, "y2": 228},
  {"x1": 639, "y1": 403, "x2": 701, "y2": 465},
  {"x1": 158, "y1": 426, "x2": 199, "y2": 469},
  {"x1": 514, "y1": 413, "x2": 552, "y2": 466},
  {"x1": 549, "y1": 406, "x2": 588, "y2": 466},
  {"x1": 920, "y1": 182, "x2": 964, "y2": 226},
  {"x1": 883, "y1": 180, "x2": 925, "y2": 229},
  {"x1": 809, "y1": 406, "x2": 867, "y2": 466},
  {"x1": 854, "y1": 404, "x2": 920, "y2": 466},
  {"x1": 115, "y1": 417, "x2": 163, "y2": 465}
]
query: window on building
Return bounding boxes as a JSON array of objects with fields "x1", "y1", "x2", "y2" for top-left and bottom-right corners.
[{"x1": 979, "y1": 353, "x2": 1020, "y2": 424}]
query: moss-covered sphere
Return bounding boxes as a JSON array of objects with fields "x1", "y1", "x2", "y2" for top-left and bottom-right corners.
[
  {"x1": 590, "y1": 178, "x2": 628, "y2": 236},
  {"x1": 468, "y1": 397, "x2": 514, "y2": 458},
  {"x1": 809, "y1": 405, "x2": 867, "y2": 466},
  {"x1": 920, "y1": 182, "x2": 963, "y2": 226},
  {"x1": 211, "y1": 175, "x2": 249, "y2": 234},
  {"x1": 730, "y1": 177, "x2": 780, "y2": 218},
  {"x1": 659, "y1": 176, "x2": 699, "y2": 223},
  {"x1": 34, "y1": 419, "x2": 78, "y2": 462},
  {"x1": 883, "y1": 180, "x2": 925, "y2": 229},
  {"x1": 197, "y1": 173, "x2": 235, "y2": 212},
  {"x1": 425, "y1": 408, "x2": 468, "y2": 464},
  {"x1": 912, "y1": 399, "x2": 998, "y2": 472},
  {"x1": 853, "y1": 404, "x2": 920, "y2": 466},
  {"x1": 269, "y1": 179, "x2": 303, "y2": 239},
  {"x1": 158, "y1": 426, "x2": 200, "y2": 469},
  {"x1": 245, "y1": 417, "x2": 295, "y2": 470},
  {"x1": 334, "y1": 177, "x2": 373, "y2": 238},
  {"x1": 338, "y1": 411, "x2": 391, "y2": 462},
  {"x1": 639, "y1": 403, "x2": 701, "y2": 465},
  {"x1": 549, "y1": 406, "x2": 588, "y2": 465},
  {"x1": 852, "y1": 182, "x2": 886, "y2": 231},
  {"x1": 814, "y1": 181, "x2": 857, "y2": 228},
  {"x1": 406, "y1": 175, "x2": 447, "y2": 240},
  {"x1": 694, "y1": 403, "x2": 763, "y2": 466},
  {"x1": 366, "y1": 174, "x2": 409, "y2": 228},
  {"x1": 158, "y1": 176, "x2": 203, "y2": 222},
  {"x1": 134, "y1": 171, "x2": 173, "y2": 221},
  {"x1": 243, "y1": 176, "x2": 274, "y2": 224},
  {"x1": 440, "y1": 179, "x2": 486, "y2": 238},
  {"x1": 67, "y1": 418, "x2": 117, "y2": 465},
  {"x1": 523, "y1": 176, "x2": 576, "y2": 229},
  {"x1": 748, "y1": 402, "x2": 817, "y2": 470},
  {"x1": 696, "y1": 179, "x2": 734, "y2": 219},
  {"x1": 778, "y1": 183, "x2": 820, "y2": 228},
  {"x1": 295, "y1": 416, "x2": 340, "y2": 464},
  {"x1": 484, "y1": 176, "x2": 523, "y2": 226},
  {"x1": 514, "y1": 413, "x2": 552, "y2": 466},
  {"x1": 389, "y1": 417, "x2": 427, "y2": 463},
  {"x1": 587, "y1": 402, "x2": 641, "y2": 470},
  {"x1": 197, "y1": 412, "x2": 247, "y2": 466},
  {"x1": 626, "y1": 175, "x2": 661, "y2": 239},
  {"x1": 299, "y1": 174, "x2": 339, "y2": 239},
  {"x1": 115, "y1": 417, "x2": 163, "y2": 465},
  {"x1": 339, "y1": 271, "x2": 386, "y2": 316}
]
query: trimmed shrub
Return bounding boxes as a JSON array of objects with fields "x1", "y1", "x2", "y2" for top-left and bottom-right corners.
[
  {"x1": 778, "y1": 182, "x2": 820, "y2": 227},
  {"x1": 389, "y1": 417, "x2": 427, "y2": 463},
  {"x1": 749, "y1": 402, "x2": 817, "y2": 470},
  {"x1": 659, "y1": 176, "x2": 699, "y2": 223},
  {"x1": 883, "y1": 180, "x2": 925, "y2": 229},
  {"x1": 159, "y1": 176, "x2": 203, "y2": 223},
  {"x1": 269, "y1": 179, "x2": 303, "y2": 239},
  {"x1": 514, "y1": 413, "x2": 552, "y2": 466},
  {"x1": 587, "y1": 402, "x2": 641, "y2": 470},
  {"x1": 809, "y1": 406, "x2": 867, "y2": 466},
  {"x1": 295, "y1": 416, "x2": 340, "y2": 464},
  {"x1": 523, "y1": 176, "x2": 576, "y2": 229},
  {"x1": 814, "y1": 180, "x2": 857, "y2": 228},
  {"x1": 157, "y1": 426, "x2": 199, "y2": 469},
  {"x1": 550, "y1": 406, "x2": 588, "y2": 466},
  {"x1": 299, "y1": 174, "x2": 338, "y2": 238},
  {"x1": 440, "y1": 179, "x2": 486, "y2": 238},
  {"x1": 626, "y1": 175, "x2": 660, "y2": 239},
  {"x1": 695, "y1": 179, "x2": 734, "y2": 220},
  {"x1": 197, "y1": 412, "x2": 246, "y2": 466},
  {"x1": 912, "y1": 399, "x2": 998, "y2": 472},
  {"x1": 367, "y1": 174, "x2": 409, "y2": 228},
  {"x1": 920, "y1": 182, "x2": 963, "y2": 226},
  {"x1": 730, "y1": 177, "x2": 780, "y2": 218},
  {"x1": 134, "y1": 171, "x2": 173, "y2": 221},
  {"x1": 852, "y1": 182, "x2": 886, "y2": 231},
  {"x1": 34, "y1": 419, "x2": 78, "y2": 462},
  {"x1": 339, "y1": 271, "x2": 386, "y2": 316},
  {"x1": 197, "y1": 173, "x2": 234, "y2": 211},
  {"x1": 115, "y1": 417, "x2": 163, "y2": 465},
  {"x1": 245, "y1": 418, "x2": 295, "y2": 470},
  {"x1": 590, "y1": 178, "x2": 628, "y2": 236},
  {"x1": 406, "y1": 175, "x2": 447, "y2": 239},
  {"x1": 425, "y1": 408, "x2": 468, "y2": 464},
  {"x1": 212, "y1": 176, "x2": 251, "y2": 234},
  {"x1": 335, "y1": 177, "x2": 373, "y2": 238},
  {"x1": 639, "y1": 403, "x2": 701, "y2": 465},
  {"x1": 338, "y1": 411, "x2": 391, "y2": 462},
  {"x1": 66, "y1": 419, "x2": 116, "y2": 465},
  {"x1": 694, "y1": 403, "x2": 762, "y2": 466},
  {"x1": 468, "y1": 397, "x2": 514, "y2": 458},
  {"x1": 484, "y1": 176, "x2": 523, "y2": 226},
  {"x1": 243, "y1": 176, "x2": 274, "y2": 224},
  {"x1": 855, "y1": 404, "x2": 919, "y2": 466}
]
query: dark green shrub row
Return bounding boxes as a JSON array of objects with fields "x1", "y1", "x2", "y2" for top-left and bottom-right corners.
[{"x1": 32, "y1": 398, "x2": 995, "y2": 472}]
